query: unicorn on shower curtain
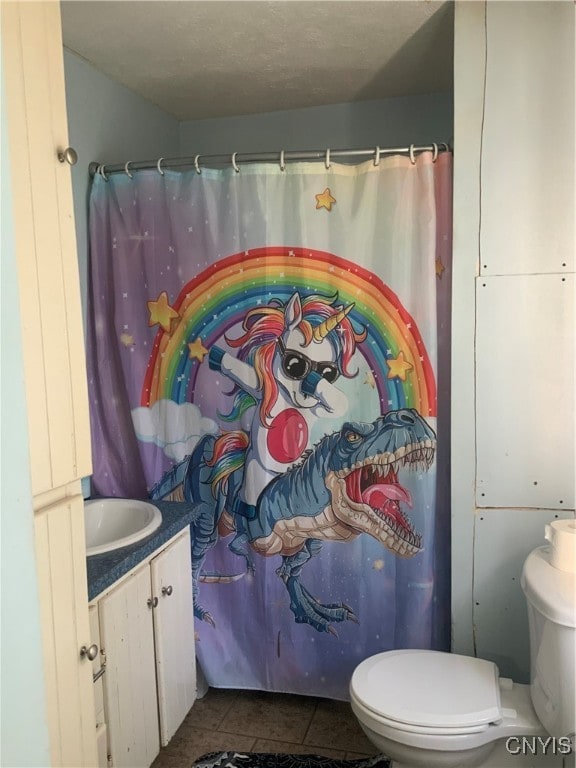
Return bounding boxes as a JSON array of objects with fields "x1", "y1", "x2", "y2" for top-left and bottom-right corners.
[{"x1": 206, "y1": 291, "x2": 363, "y2": 515}]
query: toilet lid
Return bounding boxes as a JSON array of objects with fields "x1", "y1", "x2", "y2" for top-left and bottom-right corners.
[{"x1": 351, "y1": 650, "x2": 502, "y2": 730}]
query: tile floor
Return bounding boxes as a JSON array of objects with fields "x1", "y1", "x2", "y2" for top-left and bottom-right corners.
[{"x1": 152, "y1": 688, "x2": 381, "y2": 767}]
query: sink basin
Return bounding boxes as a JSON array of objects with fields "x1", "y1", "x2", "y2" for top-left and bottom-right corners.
[{"x1": 84, "y1": 498, "x2": 162, "y2": 556}]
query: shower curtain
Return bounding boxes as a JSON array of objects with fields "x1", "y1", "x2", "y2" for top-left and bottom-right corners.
[{"x1": 87, "y1": 151, "x2": 452, "y2": 700}]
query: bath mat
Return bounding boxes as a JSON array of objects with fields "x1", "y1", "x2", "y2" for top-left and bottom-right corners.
[{"x1": 193, "y1": 753, "x2": 390, "y2": 768}]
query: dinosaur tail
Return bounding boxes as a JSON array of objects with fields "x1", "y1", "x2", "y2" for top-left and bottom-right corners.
[{"x1": 149, "y1": 457, "x2": 190, "y2": 501}]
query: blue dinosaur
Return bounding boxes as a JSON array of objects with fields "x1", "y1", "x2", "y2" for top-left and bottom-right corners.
[{"x1": 151, "y1": 408, "x2": 436, "y2": 634}]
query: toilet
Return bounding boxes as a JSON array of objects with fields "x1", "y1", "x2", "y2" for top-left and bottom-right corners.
[{"x1": 350, "y1": 538, "x2": 576, "y2": 768}]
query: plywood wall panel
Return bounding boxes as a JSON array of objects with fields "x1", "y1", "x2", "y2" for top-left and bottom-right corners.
[
  {"x1": 476, "y1": 274, "x2": 575, "y2": 510},
  {"x1": 480, "y1": 2, "x2": 574, "y2": 276}
]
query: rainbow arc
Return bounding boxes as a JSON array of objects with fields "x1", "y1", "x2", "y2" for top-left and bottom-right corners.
[{"x1": 141, "y1": 247, "x2": 436, "y2": 417}]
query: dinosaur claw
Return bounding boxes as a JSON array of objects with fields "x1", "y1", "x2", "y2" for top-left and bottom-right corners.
[
  {"x1": 342, "y1": 603, "x2": 359, "y2": 623},
  {"x1": 336, "y1": 602, "x2": 358, "y2": 623},
  {"x1": 204, "y1": 612, "x2": 216, "y2": 628},
  {"x1": 327, "y1": 625, "x2": 339, "y2": 638}
]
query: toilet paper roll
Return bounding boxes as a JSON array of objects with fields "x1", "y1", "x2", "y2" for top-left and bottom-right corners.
[{"x1": 545, "y1": 519, "x2": 576, "y2": 573}]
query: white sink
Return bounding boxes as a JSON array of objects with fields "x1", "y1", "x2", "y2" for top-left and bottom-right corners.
[{"x1": 84, "y1": 498, "x2": 162, "y2": 556}]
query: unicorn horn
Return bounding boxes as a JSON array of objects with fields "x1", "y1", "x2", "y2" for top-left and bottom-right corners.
[{"x1": 312, "y1": 303, "x2": 355, "y2": 342}]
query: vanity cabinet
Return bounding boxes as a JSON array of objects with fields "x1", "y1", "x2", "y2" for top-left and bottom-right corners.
[{"x1": 95, "y1": 529, "x2": 196, "y2": 768}]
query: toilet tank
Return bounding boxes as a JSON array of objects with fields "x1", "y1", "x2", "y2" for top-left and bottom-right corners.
[{"x1": 521, "y1": 546, "x2": 576, "y2": 737}]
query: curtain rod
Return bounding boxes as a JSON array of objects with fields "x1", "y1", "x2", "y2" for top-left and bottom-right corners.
[{"x1": 88, "y1": 142, "x2": 451, "y2": 179}]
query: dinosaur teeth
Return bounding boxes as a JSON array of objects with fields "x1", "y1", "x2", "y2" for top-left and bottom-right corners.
[
  {"x1": 376, "y1": 464, "x2": 388, "y2": 480},
  {"x1": 378, "y1": 515, "x2": 422, "y2": 551}
]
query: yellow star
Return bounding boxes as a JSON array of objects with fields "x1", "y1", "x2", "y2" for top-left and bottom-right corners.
[
  {"x1": 315, "y1": 187, "x2": 336, "y2": 211},
  {"x1": 435, "y1": 257, "x2": 445, "y2": 278},
  {"x1": 188, "y1": 337, "x2": 209, "y2": 362},
  {"x1": 120, "y1": 333, "x2": 134, "y2": 347},
  {"x1": 373, "y1": 559, "x2": 385, "y2": 571},
  {"x1": 147, "y1": 291, "x2": 179, "y2": 332},
  {"x1": 386, "y1": 351, "x2": 413, "y2": 381},
  {"x1": 364, "y1": 370, "x2": 376, "y2": 389}
]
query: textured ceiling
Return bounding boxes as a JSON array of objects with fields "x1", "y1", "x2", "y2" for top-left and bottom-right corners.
[{"x1": 61, "y1": 1, "x2": 454, "y2": 122}]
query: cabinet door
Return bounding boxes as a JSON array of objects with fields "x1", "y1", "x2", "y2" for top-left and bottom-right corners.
[
  {"x1": 34, "y1": 496, "x2": 98, "y2": 767},
  {"x1": 89, "y1": 605, "x2": 108, "y2": 768},
  {"x1": 99, "y1": 567, "x2": 159, "y2": 768},
  {"x1": 151, "y1": 530, "x2": 196, "y2": 745},
  {"x1": 2, "y1": 0, "x2": 91, "y2": 495}
]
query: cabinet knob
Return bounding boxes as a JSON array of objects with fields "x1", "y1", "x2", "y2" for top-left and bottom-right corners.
[
  {"x1": 80, "y1": 643, "x2": 99, "y2": 661},
  {"x1": 147, "y1": 596, "x2": 158, "y2": 609},
  {"x1": 57, "y1": 147, "x2": 78, "y2": 166},
  {"x1": 161, "y1": 585, "x2": 173, "y2": 597}
]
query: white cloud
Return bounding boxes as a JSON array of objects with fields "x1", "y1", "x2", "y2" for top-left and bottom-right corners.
[{"x1": 132, "y1": 399, "x2": 218, "y2": 462}]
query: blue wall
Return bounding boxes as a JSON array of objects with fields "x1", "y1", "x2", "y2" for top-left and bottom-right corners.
[
  {"x1": 179, "y1": 93, "x2": 453, "y2": 156},
  {"x1": 63, "y1": 49, "x2": 181, "y2": 313},
  {"x1": 0, "y1": 61, "x2": 51, "y2": 768}
]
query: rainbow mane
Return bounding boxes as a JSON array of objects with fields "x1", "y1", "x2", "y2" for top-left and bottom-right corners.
[{"x1": 206, "y1": 431, "x2": 250, "y2": 497}]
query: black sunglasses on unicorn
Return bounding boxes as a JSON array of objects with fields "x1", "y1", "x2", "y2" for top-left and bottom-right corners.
[{"x1": 277, "y1": 337, "x2": 340, "y2": 385}]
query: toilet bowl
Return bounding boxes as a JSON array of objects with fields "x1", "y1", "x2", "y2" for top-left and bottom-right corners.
[
  {"x1": 350, "y1": 650, "x2": 545, "y2": 768},
  {"x1": 350, "y1": 544, "x2": 576, "y2": 768}
]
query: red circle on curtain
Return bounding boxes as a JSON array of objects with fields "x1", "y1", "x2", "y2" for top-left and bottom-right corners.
[{"x1": 267, "y1": 408, "x2": 308, "y2": 464}]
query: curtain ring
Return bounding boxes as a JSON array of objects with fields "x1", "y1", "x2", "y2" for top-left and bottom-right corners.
[
  {"x1": 432, "y1": 143, "x2": 438, "y2": 163},
  {"x1": 99, "y1": 164, "x2": 109, "y2": 181},
  {"x1": 439, "y1": 142, "x2": 450, "y2": 152},
  {"x1": 232, "y1": 152, "x2": 240, "y2": 173},
  {"x1": 124, "y1": 161, "x2": 133, "y2": 179},
  {"x1": 279, "y1": 150, "x2": 286, "y2": 172},
  {"x1": 409, "y1": 145, "x2": 416, "y2": 165},
  {"x1": 325, "y1": 148, "x2": 331, "y2": 170},
  {"x1": 194, "y1": 155, "x2": 202, "y2": 175},
  {"x1": 156, "y1": 157, "x2": 165, "y2": 176},
  {"x1": 373, "y1": 146, "x2": 381, "y2": 167}
]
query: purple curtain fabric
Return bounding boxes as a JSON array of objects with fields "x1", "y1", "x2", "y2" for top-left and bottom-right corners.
[{"x1": 87, "y1": 153, "x2": 452, "y2": 699}]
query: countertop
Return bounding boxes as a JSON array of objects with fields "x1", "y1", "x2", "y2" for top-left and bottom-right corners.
[{"x1": 86, "y1": 500, "x2": 198, "y2": 602}]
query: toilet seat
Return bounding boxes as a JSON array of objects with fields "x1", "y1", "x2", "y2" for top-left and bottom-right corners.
[
  {"x1": 350, "y1": 650, "x2": 502, "y2": 734},
  {"x1": 350, "y1": 697, "x2": 490, "y2": 736}
]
